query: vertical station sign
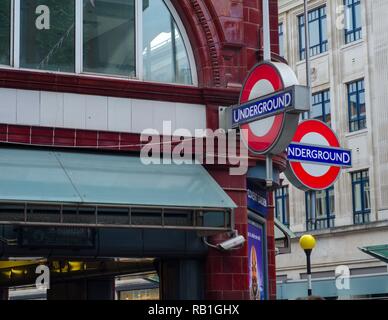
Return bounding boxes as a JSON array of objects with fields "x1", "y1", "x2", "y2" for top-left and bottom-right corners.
[
  {"x1": 284, "y1": 120, "x2": 352, "y2": 191},
  {"x1": 247, "y1": 182, "x2": 268, "y2": 217}
]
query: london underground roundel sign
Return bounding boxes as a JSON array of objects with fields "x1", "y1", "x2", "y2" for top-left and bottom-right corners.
[
  {"x1": 284, "y1": 120, "x2": 352, "y2": 191},
  {"x1": 239, "y1": 62, "x2": 301, "y2": 155}
]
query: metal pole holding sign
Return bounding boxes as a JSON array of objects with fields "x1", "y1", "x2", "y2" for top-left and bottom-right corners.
[
  {"x1": 303, "y1": 0, "x2": 312, "y2": 107},
  {"x1": 219, "y1": 2, "x2": 311, "y2": 191},
  {"x1": 262, "y1": 0, "x2": 273, "y2": 185},
  {"x1": 263, "y1": 0, "x2": 271, "y2": 62}
]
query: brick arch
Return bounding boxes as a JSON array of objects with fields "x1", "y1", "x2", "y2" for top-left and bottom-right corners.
[{"x1": 170, "y1": 0, "x2": 223, "y2": 88}]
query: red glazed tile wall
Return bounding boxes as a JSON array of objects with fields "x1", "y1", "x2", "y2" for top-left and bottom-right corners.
[
  {"x1": 205, "y1": 167, "x2": 249, "y2": 300},
  {"x1": 266, "y1": 190, "x2": 277, "y2": 300}
]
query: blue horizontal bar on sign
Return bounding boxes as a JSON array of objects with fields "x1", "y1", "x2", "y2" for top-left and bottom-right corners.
[
  {"x1": 287, "y1": 143, "x2": 352, "y2": 167},
  {"x1": 231, "y1": 89, "x2": 293, "y2": 127}
]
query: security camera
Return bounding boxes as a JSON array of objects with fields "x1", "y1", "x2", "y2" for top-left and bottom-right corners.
[{"x1": 217, "y1": 235, "x2": 245, "y2": 251}]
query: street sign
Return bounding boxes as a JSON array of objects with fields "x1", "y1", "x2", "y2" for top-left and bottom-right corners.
[
  {"x1": 247, "y1": 181, "x2": 268, "y2": 217},
  {"x1": 287, "y1": 143, "x2": 352, "y2": 167},
  {"x1": 229, "y1": 62, "x2": 309, "y2": 155},
  {"x1": 231, "y1": 85, "x2": 309, "y2": 128},
  {"x1": 284, "y1": 120, "x2": 352, "y2": 191}
]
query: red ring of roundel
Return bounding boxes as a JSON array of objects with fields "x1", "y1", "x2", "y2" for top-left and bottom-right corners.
[
  {"x1": 290, "y1": 120, "x2": 341, "y2": 190},
  {"x1": 240, "y1": 64, "x2": 285, "y2": 153}
]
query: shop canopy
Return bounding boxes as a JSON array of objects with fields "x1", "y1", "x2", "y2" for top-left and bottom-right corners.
[
  {"x1": 0, "y1": 147, "x2": 236, "y2": 209},
  {"x1": 275, "y1": 218, "x2": 296, "y2": 255},
  {"x1": 0, "y1": 147, "x2": 236, "y2": 232},
  {"x1": 359, "y1": 245, "x2": 388, "y2": 264}
]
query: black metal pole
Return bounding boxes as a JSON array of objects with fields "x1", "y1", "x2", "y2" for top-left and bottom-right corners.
[{"x1": 305, "y1": 249, "x2": 312, "y2": 296}]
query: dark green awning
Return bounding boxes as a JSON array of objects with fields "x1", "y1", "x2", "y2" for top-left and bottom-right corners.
[
  {"x1": 0, "y1": 147, "x2": 236, "y2": 209},
  {"x1": 0, "y1": 147, "x2": 237, "y2": 231},
  {"x1": 359, "y1": 245, "x2": 388, "y2": 263}
]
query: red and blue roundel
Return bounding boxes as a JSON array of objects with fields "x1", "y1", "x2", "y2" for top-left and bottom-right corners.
[
  {"x1": 239, "y1": 62, "x2": 300, "y2": 155},
  {"x1": 285, "y1": 120, "x2": 352, "y2": 191}
]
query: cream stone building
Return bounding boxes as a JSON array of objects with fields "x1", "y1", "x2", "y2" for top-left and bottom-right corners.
[{"x1": 276, "y1": 0, "x2": 388, "y2": 299}]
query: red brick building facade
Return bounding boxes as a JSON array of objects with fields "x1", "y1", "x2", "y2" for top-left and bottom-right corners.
[{"x1": 0, "y1": 0, "x2": 283, "y2": 300}]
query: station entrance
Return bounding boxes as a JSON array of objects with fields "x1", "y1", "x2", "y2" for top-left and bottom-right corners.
[{"x1": 0, "y1": 226, "x2": 208, "y2": 300}]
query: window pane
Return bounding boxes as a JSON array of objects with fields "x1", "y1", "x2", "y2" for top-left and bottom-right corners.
[
  {"x1": 143, "y1": 0, "x2": 192, "y2": 84},
  {"x1": 311, "y1": 100, "x2": 323, "y2": 121},
  {"x1": 321, "y1": 15, "x2": 327, "y2": 43},
  {"x1": 278, "y1": 23, "x2": 284, "y2": 57},
  {"x1": 83, "y1": 0, "x2": 135, "y2": 77},
  {"x1": 354, "y1": 2, "x2": 362, "y2": 29},
  {"x1": 363, "y1": 180, "x2": 371, "y2": 211},
  {"x1": 173, "y1": 24, "x2": 192, "y2": 84},
  {"x1": 315, "y1": 190, "x2": 327, "y2": 218},
  {"x1": 299, "y1": 21, "x2": 305, "y2": 56},
  {"x1": 324, "y1": 100, "x2": 331, "y2": 125},
  {"x1": 300, "y1": 7, "x2": 327, "y2": 59},
  {"x1": 345, "y1": 5, "x2": 354, "y2": 32},
  {"x1": 359, "y1": 90, "x2": 366, "y2": 118},
  {"x1": 276, "y1": 197, "x2": 283, "y2": 220},
  {"x1": 349, "y1": 94, "x2": 358, "y2": 120},
  {"x1": 345, "y1": 0, "x2": 362, "y2": 43},
  {"x1": 284, "y1": 193, "x2": 290, "y2": 225},
  {"x1": 309, "y1": 20, "x2": 320, "y2": 48},
  {"x1": 0, "y1": 0, "x2": 11, "y2": 65},
  {"x1": 306, "y1": 192, "x2": 314, "y2": 220},
  {"x1": 20, "y1": 0, "x2": 75, "y2": 72},
  {"x1": 329, "y1": 188, "x2": 335, "y2": 214},
  {"x1": 348, "y1": 80, "x2": 366, "y2": 131},
  {"x1": 354, "y1": 183, "x2": 362, "y2": 212}
]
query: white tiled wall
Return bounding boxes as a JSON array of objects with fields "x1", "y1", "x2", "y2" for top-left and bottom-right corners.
[
  {"x1": 107, "y1": 97, "x2": 132, "y2": 132},
  {"x1": 40, "y1": 91, "x2": 64, "y2": 127},
  {"x1": 64, "y1": 93, "x2": 86, "y2": 129},
  {"x1": 17, "y1": 90, "x2": 40, "y2": 125},
  {"x1": 0, "y1": 88, "x2": 17, "y2": 123},
  {"x1": 85, "y1": 95, "x2": 108, "y2": 131},
  {"x1": 0, "y1": 88, "x2": 207, "y2": 136}
]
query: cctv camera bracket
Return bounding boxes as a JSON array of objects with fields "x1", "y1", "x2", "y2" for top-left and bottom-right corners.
[{"x1": 202, "y1": 229, "x2": 244, "y2": 252}]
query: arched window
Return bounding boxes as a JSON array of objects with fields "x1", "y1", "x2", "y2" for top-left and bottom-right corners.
[
  {"x1": 143, "y1": 0, "x2": 193, "y2": 85},
  {"x1": 0, "y1": 0, "x2": 196, "y2": 85}
]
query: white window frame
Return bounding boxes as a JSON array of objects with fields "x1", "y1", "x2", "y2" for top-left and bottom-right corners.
[
  {"x1": 13, "y1": 0, "x2": 20, "y2": 68},
  {"x1": 4, "y1": 0, "x2": 197, "y2": 86},
  {"x1": 135, "y1": 0, "x2": 143, "y2": 81},
  {"x1": 75, "y1": 0, "x2": 83, "y2": 74}
]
